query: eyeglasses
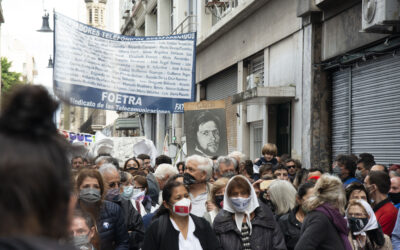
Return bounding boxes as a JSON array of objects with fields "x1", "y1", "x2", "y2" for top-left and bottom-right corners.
[
  {"x1": 287, "y1": 165, "x2": 296, "y2": 169},
  {"x1": 109, "y1": 182, "x2": 121, "y2": 188},
  {"x1": 348, "y1": 213, "x2": 368, "y2": 218}
]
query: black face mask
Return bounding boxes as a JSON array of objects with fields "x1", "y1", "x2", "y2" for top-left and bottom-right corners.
[
  {"x1": 183, "y1": 173, "x2": 197, "y2": 185},
  {"x1": 214, "y1": 195, "x2": 224, "y2": 209},
  {"x1": 348, "y1": 217, "x2": 369, "y2": 233},
  {"x1": 388, "y1": 192, "x2": 400, "y2": 205}
]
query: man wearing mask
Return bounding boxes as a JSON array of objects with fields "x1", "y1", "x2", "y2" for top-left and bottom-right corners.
[
  {"x1": 333, "y1": 154, "x2": 361, "y2": 187},
  {"x1": 356, "y1": 153, "x2": 375, "y2": 182},
  {"x1": 99, "y1": 164, "x2": 145, "y2": 250},
  {"x1": 183, "y1": 155, "x2": 213, "y2": 217},
  {"x1": 215, "y1": 156, "x2": 237, "y2": 179},
  {"x1": 389, "y1": 176, "x2": 400, "y2": 209},
  {"x1": 364, "y1": 171, "x2": 398, "y2": 236}
]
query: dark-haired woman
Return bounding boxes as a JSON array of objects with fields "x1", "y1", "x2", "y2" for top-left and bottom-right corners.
[
  {"x1": 124, "y1": 158, "x2": 141, "y2": 176},
  {"x1": 0, "y1": 85, "x2": 75, "y2": 249},
  {"x1": 213, "y1": 175, "x2": 286, "y2": 250},
  {"x1": 143, "y1": 180, "x2": 220, "y2": 250},
  {"x1": 76, "y1": 169, "x2": 129, "y2": 250},
  {"x1": 278, "y1": 182, "x2": 314, "y2": 250}
]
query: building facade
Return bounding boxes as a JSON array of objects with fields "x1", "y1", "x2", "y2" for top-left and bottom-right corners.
[{"x1": 119, "y1": 0, "x2": 400, "y2": 168}]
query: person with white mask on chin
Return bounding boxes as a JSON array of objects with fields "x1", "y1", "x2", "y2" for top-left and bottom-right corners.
[
  {"x1": 213, "y1": 175, "x2": 286, "y2": 250},
  {"x1": 142, "y1": 180, "x2": 220, "y2": 250}
]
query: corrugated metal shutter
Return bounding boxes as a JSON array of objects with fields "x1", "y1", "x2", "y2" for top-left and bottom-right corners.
[
  {"x1": 205, "y1": 65, "x2": 237, "y2": 100},
  {"x1": 332, "y1": 68, "x2": 351, "y2": 160},
  {"x1": 332, "y1": 54, "x2": 400, "y2": 165},
  {"x1": 351, "y1": 55, "x2": 400, "y2": 165}
]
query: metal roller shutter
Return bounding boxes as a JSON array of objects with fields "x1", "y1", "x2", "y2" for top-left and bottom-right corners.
[
  {"x1": 205, "y1": 65, "x2": 237, "y2": 100},
  {"x1": 351, "y1": 55, "x2": 400, "y2": 165},
  {"x1": 332, "y1": 68, "x2": 351, "y2": 160},
  {"x1": 332, "y1": 53, "x2": 400, "y2": 165}
]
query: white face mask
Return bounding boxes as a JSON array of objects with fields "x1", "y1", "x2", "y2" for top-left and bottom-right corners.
[
  {"x1": 230, "y1": 197, "x2": 251, "y2": 213},
  {"x1": 132, "y1": 188, "x2": 145, "y2": 201},
  {"x1": 172, "y1": 198, "x2": 191, "y2": 216}
]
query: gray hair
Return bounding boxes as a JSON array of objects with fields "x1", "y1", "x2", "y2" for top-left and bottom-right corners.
[
  {"x1": 216, "y1": 156, "x2": 238, "y2": 173},
  {"x1": 95, "y1": 156, "x2": 112, "y2": 165},
  {"x1": 268, "y1": 180, "x2": 297, "y2": 216},
  {"x1": 98, "y1": 163, "x2": 118, "y2": 176},
  {"x1": 185, "y1": 155, "x2": 213, "y2": 180},
  {"x1": 228, "y1": 151, "x2": 247, "y2": 163},
  {"x1": 154, "y1": 163, "x2": 179, "y2": 180}
]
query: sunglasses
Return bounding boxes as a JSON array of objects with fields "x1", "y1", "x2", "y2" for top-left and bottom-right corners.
[
  {"x1": 109, "y1": 182, "x2": 121, "y2": 188},
  {"x1": 287, "y1": 165, "x2": 296, "y2": 169}
]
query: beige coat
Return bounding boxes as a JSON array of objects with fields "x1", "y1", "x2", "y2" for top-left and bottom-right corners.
[{"x1": 349, "y1": 233, "x2": 393, "y2": 250}]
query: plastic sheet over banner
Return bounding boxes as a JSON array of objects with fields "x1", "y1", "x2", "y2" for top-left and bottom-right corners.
[{"x1": 53, "y1": 12, "x2": 196, "y2": 113}]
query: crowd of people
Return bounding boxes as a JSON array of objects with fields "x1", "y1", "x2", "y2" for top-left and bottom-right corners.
[{"x1": 2, "y1": 85, "x2": 400, "y2": 250}]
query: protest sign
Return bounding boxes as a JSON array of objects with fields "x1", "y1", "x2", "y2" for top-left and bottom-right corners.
[{"x1": 53, "y1": 12, "x2": 196, "y2": 113}]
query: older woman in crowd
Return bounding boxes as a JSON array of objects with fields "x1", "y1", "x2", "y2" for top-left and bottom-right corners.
[
  {"x1": 295, "y1": 174, "x2": 351, "y2": 250},
  {"x1": 213, "y1": 175, "x2": 286, "y2": 250},
  {"x1": 204, "y1": 177, "x2": 229, "y2": 224},
  {"x1": 268, "y1": 180, "x2": 297, "y2": 218},
  {"x1": 346, "y1": 199, "x2": 392, "y2": 249}
]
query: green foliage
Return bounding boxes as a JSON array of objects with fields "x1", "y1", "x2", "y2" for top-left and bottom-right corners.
[{"x1": 1, "y1": 57, "x2": 23, "y2": 94}]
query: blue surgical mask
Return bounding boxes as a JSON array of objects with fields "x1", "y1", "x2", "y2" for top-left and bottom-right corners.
[
  {"x1": 121, "y1": 185, "x2": 134, "y2": 200},
  {"x1": 230, "y1": 197, "x2": 251, "y2": 213}
]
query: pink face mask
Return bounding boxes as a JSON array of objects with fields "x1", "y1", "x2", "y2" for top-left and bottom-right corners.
[{"x1": 172, "y1": 198, "x2": 192, "y2": 216}]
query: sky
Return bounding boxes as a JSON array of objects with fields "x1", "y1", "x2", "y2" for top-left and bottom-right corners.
[{"x1": 1, "y1": 0, "x2": 120, "y2": 90}]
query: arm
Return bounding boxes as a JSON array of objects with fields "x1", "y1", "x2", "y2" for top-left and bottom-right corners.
[
  {"x1": 271, "y1": 220, "x2": 287, "y2": 250},
  {"x1": 114, "y1": 205, "x2": 130, "y2": 250},
  {"x1": 127, "y1": 205, "x2": 145, "y2": 250},
  {"x1": 392, "y1": 210, "x2": 400, "y2": 248},
  {"x1": 142, "y1": 222, "x2": 158, "y2": 250},
  {"x1": 294, "y1": 213, "x2": 327, "y2": 250}
]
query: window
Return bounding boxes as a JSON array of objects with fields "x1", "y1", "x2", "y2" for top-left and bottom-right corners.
[
  {"x1": 250, "y1": 121, "x2": 263, "y2": 160},
  {"x1": 246, "y1": 54, "x2": 264, "y2": 90}
]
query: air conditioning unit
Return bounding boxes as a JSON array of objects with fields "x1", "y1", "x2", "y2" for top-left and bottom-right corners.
[{"x1": 362, "y1": 0, "x2": 400, "y2": 33}]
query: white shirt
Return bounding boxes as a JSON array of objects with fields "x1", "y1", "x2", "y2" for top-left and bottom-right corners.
[
  {"x1": 170, "y1": 216, "x2": 203, "y2": 250},
  {"x1": 190, "y1": 190, "x2": 208, "y2": 217}
]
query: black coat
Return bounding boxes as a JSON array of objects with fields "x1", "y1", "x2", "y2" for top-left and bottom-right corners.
[
  {"x1": 98, "y1": 200, "x2": 129, "y2": 250},
  {"x1": 116, "y1": 199, "x2": 145, "y2": 250},
  {"x1": 278, "y1": 207, "x2": 302, "y2": 250},
  {"x1": 0, "y1": 236, "x2": 75, "y2": 250},
  {"x1": 294, "y1": 210, "x2": 345, "y2": 250},
  {"x1": 142, "y1": 213, "x2": 221, "y2": 250},
  {"x1": 213, "y1": 202, "x2": 286, "y2": 250}
]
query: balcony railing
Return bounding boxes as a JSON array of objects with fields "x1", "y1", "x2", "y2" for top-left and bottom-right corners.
[{"x1": 171, "y1": 15, "x2": 197, "y2": 35}]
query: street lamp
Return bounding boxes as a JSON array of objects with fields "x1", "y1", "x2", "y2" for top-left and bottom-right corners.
[{"x1": 37, "y1": 10, "x2": 53, "y2": 32}]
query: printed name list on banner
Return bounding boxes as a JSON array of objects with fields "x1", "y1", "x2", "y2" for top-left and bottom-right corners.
[{"x1": 53, "y1": 12, "x2": 196, "y2": 113}]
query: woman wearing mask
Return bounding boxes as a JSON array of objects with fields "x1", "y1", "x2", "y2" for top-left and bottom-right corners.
[
  {"x1": 213, "y1": 175, "x2": 286, "y2": 250},
  {"x1": 131, "y1": 175, "x2": 159, "y2": 217},
  {"x1": 204, "y1": 177, "x2": 229, "y2": 224},
  {"x1": 295, "y1": 174, "x2": 351, "y2": 250},
  {"x1": 278, "y1": 182, "x2": 314, "y2": 250},
  {"x1": 71, "y1": 210, "x2": 99, "y2": 250},
  {"x1": 268, "y1": 180, "x2": 297, "y2": 218},
  {"x1": 143, "y1": 180, "x2": 220, "y2": 250},
  {"x1": 346, "y1": 199, "x2": 392, "y2": 249},
  {"x1": 124, "y1": 158, "x2": 141, "y2": 176},
  {"x1": 76, "y1": 169, "x2": 129, "y2": 250}
]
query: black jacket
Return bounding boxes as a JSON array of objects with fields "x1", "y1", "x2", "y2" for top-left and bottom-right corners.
[
  {"x1": 278, "y1": 207, "x2": 302, "y2": 250},
  {"x1": 295, "y1": 210, "x2": 345, "y2": 250},
  {"x1": 98, "y1": 200, "x2": 129, "y2": 250},
  {"x1": 213, "y1": 201, "x2": 286, "y2": 250},
  {"x1": 142, "y1": 213, "x2": 221, "y2": 250},
  {"x1": 116, "y1": 199, "x2": 145, "y2": 250}
]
